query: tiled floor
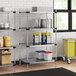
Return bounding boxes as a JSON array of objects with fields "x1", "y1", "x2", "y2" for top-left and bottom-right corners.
[{"x1": 0, "y1": 60, "x2": 76, "y2": 75}]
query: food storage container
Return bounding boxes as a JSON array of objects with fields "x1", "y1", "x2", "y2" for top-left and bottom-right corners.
[
  {"x1": 44, "y1": 52, "x2": 53, "y2": 61},
  {"x1": 36, "y1": 50, "x2": 45, "y2": 59}
]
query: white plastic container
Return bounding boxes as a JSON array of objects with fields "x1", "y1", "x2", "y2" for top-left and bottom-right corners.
[
  {"x1": 5, "y1": 23, "x2": 10, "y2": 29},
  {"x1": 36, "y1": 50, "x2": 45, "y2": 59},
  {"x1": 44, "y1": 52, "x2": 53, "y2": 61}
]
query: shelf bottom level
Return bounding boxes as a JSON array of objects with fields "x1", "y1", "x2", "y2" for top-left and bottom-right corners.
[
  {"x1": 19, "y1": 43, "x2": 56, "y2": 47},
  {"x1": 0, "y1": 46, "x2": 15, "y2": 50},
  {"x1": 21, "y1": 58, "x2": 55, "y2": 64}
]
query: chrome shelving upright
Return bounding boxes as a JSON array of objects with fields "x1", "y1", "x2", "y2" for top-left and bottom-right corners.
[
  {"x1": 19, "y1": 11, "x2": 57, "y2": 69},
  {"x1": 0, "y1": 11, "x2": 16, "y2": 73}
]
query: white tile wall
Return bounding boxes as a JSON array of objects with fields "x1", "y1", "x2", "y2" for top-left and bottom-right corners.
[
  {"x1": 1, "y1": 0, "x2": 76, "y2": 61},
  {"x1": 0, "y1": 0, "x2": 53, "y2": 8}
]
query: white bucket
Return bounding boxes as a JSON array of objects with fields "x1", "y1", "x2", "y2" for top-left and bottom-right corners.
[{"x1": 44, "y1": 52, "x2": 53, "y2": 61}]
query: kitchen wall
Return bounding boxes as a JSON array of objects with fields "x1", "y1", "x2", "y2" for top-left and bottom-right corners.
[
  {"x1": 0, "y1": 0, "x2": 76, "y2": 61},
  {"x1": 0, "y1": 0, "x2": 52, "y2": 8}
]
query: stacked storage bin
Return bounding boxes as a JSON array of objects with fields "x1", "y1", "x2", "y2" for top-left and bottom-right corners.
[{"x1": 36, "y1": 50, "x2": 53, "y2": 61}]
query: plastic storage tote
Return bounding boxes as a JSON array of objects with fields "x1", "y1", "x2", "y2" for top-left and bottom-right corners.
[
  {"x1": 36, "y1": 50, "x2": 45, "y2": 59},
  {"x1": 44, "y1": 52, "x2": 53, "y2": 61}
]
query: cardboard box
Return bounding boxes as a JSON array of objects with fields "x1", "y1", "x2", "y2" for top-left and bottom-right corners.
[{"x1": 0, "y1": 50, "x2": 11, "y2": 65}]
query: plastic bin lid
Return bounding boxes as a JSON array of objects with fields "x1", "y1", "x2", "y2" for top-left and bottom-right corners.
[
  {"x1": 64, "y1": 38, "x2": 76, "y2": 41},
  {"x1": 36, "y1": 50, "x2": 46, "y2": 53},
  {"x1": 44, "y1": 52, "x2": 53, "y2": 54}
]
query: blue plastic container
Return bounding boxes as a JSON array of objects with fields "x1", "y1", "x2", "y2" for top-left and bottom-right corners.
[
  {"x1": 36, "y1": 50, "x2": 46, "y2": 59},
  {"x1": 36, "y1": 50, "x2": 45, "y2": 53}
]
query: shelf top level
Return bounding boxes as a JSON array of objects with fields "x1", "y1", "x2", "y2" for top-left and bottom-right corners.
[
  {"x1": 19, "y1": 43, "x2": 56, "y2": 47},
  {"x1": 21, "y1": 58, "x2": 55, "y2": 64},
  {"x1": 19, "y1": 27, "x2": 55, "y2": 30},
  {"x1": 0, "y1": 28, "x2": 16, "y2": 31},
  {"x1": 0, "y1": 11, "x2": 54, "y2": 14},
  {"x1": 19, "y1": 11, "x2": 54, "y2": 14},
  {"x1": 0, "y1": 11, "x2": 16, "y2": 14}
]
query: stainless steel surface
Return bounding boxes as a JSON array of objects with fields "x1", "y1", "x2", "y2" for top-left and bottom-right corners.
[
  {"x1": 69, "y1": 57, "x2": 76, "y2": 59},
  {"x1": 19, "y1": 43, "x2": 55, "y2": 47},
  {"x1": 21, "y1": 58, "x2": 55, "y2": 64},
  {"x1": 33, "y1": 19, "x2": 39, "y2": 28},
  {"x1": 0, "y1": 47, "x2": 14, "y2": 50},
  {"x1": 18, "y1": 12, "x2": 53, "y2": 14},
  {"x1": 41, "y1": 19, "x2": 52, "y2": 28},
  {"x1": 32, "y1": 19, "x2": 41, "y2": 28},
  {"x1": 30, "y1": 28, "x2": 54, "y2": 30},
  {"x1": 19, "y1": 10, "x2": 57, "y2": 68},
  {"x1": 0, "y1": 28, "x2": 13, "y2": 30},
  {"x1": 41, "y1": 19, "x2": 47, "y2": 28}
]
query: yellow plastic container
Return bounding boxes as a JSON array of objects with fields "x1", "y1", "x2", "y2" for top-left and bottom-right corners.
[
  {"x1": 0, "y1": 37, "x2": 4, "y2": 47},
  {"x1": 4, "y1": 36, "x2": 11, "y2": 47},
  {"x1": 64, "y1": 38, "x2": 75, "y2": 58}
]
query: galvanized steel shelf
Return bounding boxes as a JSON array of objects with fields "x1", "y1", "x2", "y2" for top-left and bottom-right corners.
[
  {"x1": 19, "y1": 43, "x2": 56, "y2": 47},
  {"x1": 0, "y1": 28, "x2": 16, "y2": 31},
  {"x1": 19, "y1": 27, "x2": 54, "y2": 30},
  {"x1": 21, "y1": 58, "x2": 55, "y2": 64},
  {"x1": 18, "y1": 10, "x2": 57, "y2": 69},
  {"x1": 19, "y1": 11, "x2": 53, "y2": 14},
  {"x1": 0, "y1": 11, "x2": 12, "y2": 14},
  {"x1": 0, "y1": 10, "x2": 16, "y2": 72},
  {"x1": 0, "y1": 46, "x2": 15, "y2": 50}
]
